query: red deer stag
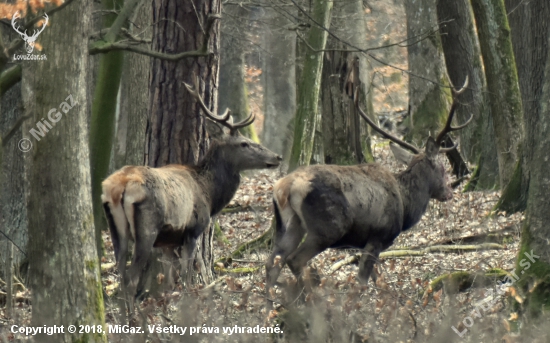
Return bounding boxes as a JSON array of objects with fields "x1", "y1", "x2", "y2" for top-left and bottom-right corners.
[
  {"x1": 102, "y1": 79, "x2": 281, "y2": 314},
  {"x1": 266, "y1": 78, "x2": 471, "y2": 308}
]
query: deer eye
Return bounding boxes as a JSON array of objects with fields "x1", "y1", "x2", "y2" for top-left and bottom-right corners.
[{"x1": 240, "y1": 142, "x2": 249, "y2": 148}]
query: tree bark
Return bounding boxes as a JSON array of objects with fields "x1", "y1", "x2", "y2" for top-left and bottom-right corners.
[
  {"x1": 0, "y1": 81, "x2": 27, "y2": 267},
  {"x1": 404, "y1": 0, "x2": 451, "y2": 146},
  {"x1": 437, "y1": 0, "x2": 499, "y2": 190},
  {"x1": 117, "y1": 1, "x2": 151, "y2": 168},
  {"x1": 23, "y1": 0, "x2": 106, "y2": 341},
  {"x1": 0, "y1": 27, "x2": 27, "y2": 274},
  {"x1": 497, "y1": 0, "x2": 550, "y2": 211},
  {"x1": 288, "y1": 0, "x2": 332, "y2": 172},
  {"x1": 470, "y1": 0, "x2": 524, "y2": 189},
  {"x1": 514, "y1": 25, "x2": 550, "y2": 318},
  {"x1": 321, "y1": 0, "x2": 373, "y2": 165},
  {"x1": 146, "y1": 0, "x2": 221, "y2": 284},
  {"x1": 219, "y1": 4, "x2": 258, "y2": 141},
  {"x1": 261, "y1": 5, "x2": 296, "y2": 156}
]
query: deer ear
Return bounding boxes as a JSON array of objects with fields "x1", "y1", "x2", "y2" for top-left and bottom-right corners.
[
  {"x1": 205, "y1": 120, "x2": 226, "y2": 138},
  {"x1": 425, "y1": 137, "x2": 440, "y2": 158},
  {"x1": 390, "y1": 143, "x2": 414, "y2": 166}
]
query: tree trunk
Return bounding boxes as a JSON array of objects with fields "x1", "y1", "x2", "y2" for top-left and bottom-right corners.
[
  {"x1": 470, "y1": 0, "x2": 524, "y2": 189},
  {"x1": 0, "y1": 82, "x2": 27, "y2": 265},
  {"x1": 437, "y1": 0, "x2": 499, "y2": 190},
  {"x1": 117, "y1": 1, "x2": 151, "y2": 168},
  {"x1": 514, "y1": 25, "x2": 550, "y2": 319},
  {"x1": 89, "y1": 0, "x2": 127, "y2": 259},
  {"x1": 112, "y1": 0, "x2": 153, "y2": 301},
  {"x1": 288, "y1": 0, "x2": 333, "y2": 172},
  {"x1": 90, "y1": 0, "x2": 129, "y2": 258},
  {"x1": 321, "y1": 0, "x2": 373, "y2": 165},
  {"x1": 404, "y1": 0, "x2": 451, "y2": 146},
  {"x1": 23, "y1": 1, "x2": 106, "y2": 341},
  {"x1": 497, "y1": 0, "x2": 550, "y2": 211},
  {"x1": 261, "y1": 5, "x2": 296, "y2": 156},
  {"x1": 0, "y1": 29, "x2": 27, "y2": 276},
  {"x1": 219, "y1": 4, "x2": 258, "y2": 141},
  {"x1": 146, "y1": 0, "x2": 221, "y2": 285}
]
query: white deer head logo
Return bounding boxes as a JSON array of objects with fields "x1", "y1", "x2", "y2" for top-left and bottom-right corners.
[{"x1": 12, "y1": 12, "x2": 48, "y2": 54}]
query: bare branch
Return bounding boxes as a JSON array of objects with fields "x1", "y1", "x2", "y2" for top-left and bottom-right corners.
[
  {"x1": 288, "y1": 0, "x2": 458, "y2": 89},
  {"x1": 1, "y1": 114, "x2": 31, "y2": 148},
  {"x1": 103, "y1": 0, "x2": 142, "y2": 43},
  {"x1": 0, "y1": 65, "x2": 22, "y2": 96},
  {"x1": 89, "y1": 42, "x2": 207, "y2": 59},
  {"x1": 89, "y1": 14, "x2": 220, "y2": 61},
  {"x1": 90, "y1": 28, "x2": 151, "y2": 44}
]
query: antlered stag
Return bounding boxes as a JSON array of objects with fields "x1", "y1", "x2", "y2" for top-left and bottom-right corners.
[
  {"x1": 266, "y1": 79, "x2": 471, "y2": 307},
  {"x1": 102, "y1": 80, "x2": 281, "y2": 314}
]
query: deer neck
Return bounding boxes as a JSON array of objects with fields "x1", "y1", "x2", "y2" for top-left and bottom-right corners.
[
  {"x1": 197, "y1": 145, "x2": 241, "y2": 216},
  {"x1": 396, "y1": 165, "x2": 431, "y2": 231}
]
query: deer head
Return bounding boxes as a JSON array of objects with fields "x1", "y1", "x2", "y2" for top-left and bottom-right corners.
[
  {"x1": 183, "y1": 77, "x2": 281, "y2": 170},
  {"x1": 12, "y1": 12, "x2": 48, "y2": 54}
]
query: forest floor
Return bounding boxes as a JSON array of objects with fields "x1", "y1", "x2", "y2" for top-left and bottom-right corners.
[
  {"x1": 93, "y1": 139, "x2": 530, "y2": 343},
  {"x1": 2, "y1": 139, "x2": 538, "y2": 343}
]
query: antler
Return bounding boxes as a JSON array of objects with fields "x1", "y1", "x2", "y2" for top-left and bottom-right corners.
[
  {"x1": 436, "y1": 76, "x2": 473, "y2": 152},
  {"x1": 183, "y1": 77, "x2": 255, "y2": 134},
  {"x1": 354, "y1": 88, "x2": 420, "y2": 154},
  {"x1": 11, "y1": 12, "x2": 28, "y2": 39},
  {"x1": 29, "y1": 13, "x2": 48, "y2": 40}
]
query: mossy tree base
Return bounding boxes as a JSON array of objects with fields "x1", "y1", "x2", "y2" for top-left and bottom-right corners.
[
  {"x1": 513, "y1": 223, "x2": 550, "y2": 318},
  {"x1": 427, "y1": 269, "x2": 508, "y2": 295},
  {"x1": 494, "y1": 158, "x2": 527, "y2": 213}
]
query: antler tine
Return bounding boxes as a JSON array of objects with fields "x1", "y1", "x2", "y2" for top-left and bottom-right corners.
[
  {"x1": 11, "y1": 12, "x2": 26, "y2": 36},
  {"x1": 183, "y1": 77, "x2": 231, "y2": 122},
  {"x1": 435, "y1": 76, "x2": 473, "y2": 146},
  {"x1": 353, "y1": 88, "x2": 420, "y2": 154},
  {"x1": 228, "y1": 112, "x2": 256, "y2": 132},
  {"x1": 452, "y1": 75, "x2": 469, "y2": 95},
  {"x1": 32, "y1": 13, "x2": 48, "y2": 38}
]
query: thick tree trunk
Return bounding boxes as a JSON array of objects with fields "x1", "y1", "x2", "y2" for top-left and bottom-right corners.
[
  {"x1": 219, "y1": 4, "x2": 258, "y2": 141},
  {"x1": 261, "y1": 5, "x2": 296, "y2": 156},
  {"x1": 470, "y1": 0, "x2": 524, "y2": 189},
  {"x1": 404, "y1": 0, "x2": 451, "y2": 146},
  {"x1": 147, "y1": 0, "x2": 221, "y2": 285},
  {"x1": 321, "y1": 0, "x2": 373, "y2": 165},
  {"x1": 288, "y1": 0, "x2": 332, "y2": 172},
  {"x1": 0, "y1": 29, "x2": 27, "y2": 275},
  {"x1": 117, "y1": 1, "x2": 151, "y2": 168},
  {"x1": 514, "y1": 26, "x2": 550, "y2": 319},
  {"x1": 113, "y1": 0, "x2": 152, "y2": 302},
  {"x1": 497, "y1": 0, "x2": 550, "y2": 211},
  {"x1": 0, "y1": 82, "x2": 27, "y2": 263},
  {"x1": 23, "y1": 1, "x2": 106, "y2": 341},
  {"x1": 437, "y1": 0, "x2": 499, "y2": 190}
]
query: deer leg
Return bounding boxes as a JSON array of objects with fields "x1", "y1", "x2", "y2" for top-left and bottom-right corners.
[
  {"x1": 159, "y1": 246, "x2": 181, "y2": 291},
  {"x1": 266, "y1": 214, "x2": 304, "y2": 309},
  {"x1": 358, "y1": 242, "x2": 383, "y2": 284},
  {"x1": 286, "y1": 236, "x2": 329, "y2": 295},
  {"x1": 125, "y1": 205, "x2": 160, "y2": 316},
  {"x1": 125, "y1": 233, "x2": 156, "y2": 315},
  {"x1": 179, "y1": 232, "x2": 199, "y2": 287},
  {"x1": 104, "y1": 203, "x2": 133, "y2": 321}
]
